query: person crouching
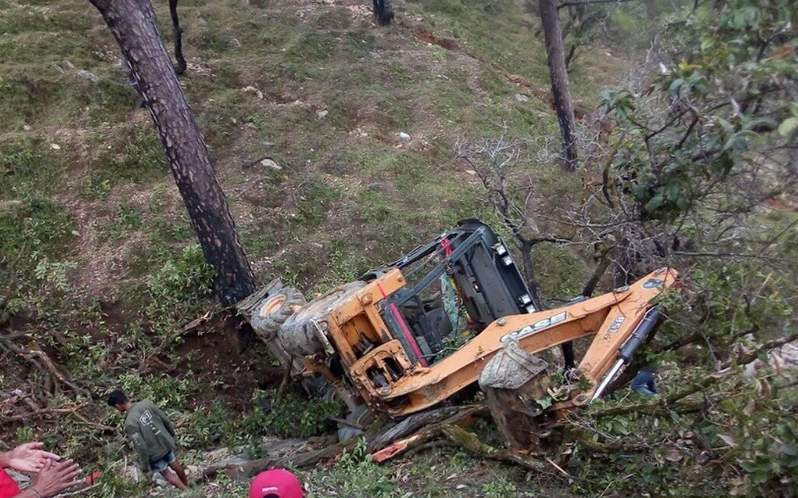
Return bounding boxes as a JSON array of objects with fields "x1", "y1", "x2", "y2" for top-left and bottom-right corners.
[{"x1": 107, "y1": 390, "x2": 188, "y2": 490}]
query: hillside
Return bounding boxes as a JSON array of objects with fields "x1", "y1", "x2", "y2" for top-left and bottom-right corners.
[
  {"x1": 4, "y1": 0, "x2": 795, "y2": 497},
  {"x1": 0, "y1": 0, "x2": 635, "y2": 495}
]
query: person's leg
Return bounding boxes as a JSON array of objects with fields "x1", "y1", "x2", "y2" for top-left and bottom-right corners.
[
  {"x1": 169, "y1": 460, "x2": 188, "y2": 487},
  {"x1": 161, "y1": 468, "x2": 188, "y2": 490}
]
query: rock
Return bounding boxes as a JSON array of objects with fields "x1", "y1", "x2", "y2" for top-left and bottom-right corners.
[
  {"x1": 398, "y1": 132, "x2": 411, "y2": 142},
  {"x1": 204, "y1": 447, "x2": 232, "y2": 463},
  {"x1": 121, "y1": 465, "x2": 143, "y2": 483},
  {"x1": 22, "y1": 124, "x2": 31, "y2": 131},
  {"x1": 317, "y1": 109, "x2": 328, "y2": 118},
  {"x1": 77, "y1": 69, "x2": 99, "y2": 83},
  {"x1": 50, "y1": 143, "x2": 61, "y2": 150},
  {"x1": 514, "y1": 93, "x2": 529, "y2": 102},
  {"x1": 260, "y1": 158, "x2": 282, "y2": 171},
  {"x1": 242, "y1": 86, "x2": 264, "y2": 99}
]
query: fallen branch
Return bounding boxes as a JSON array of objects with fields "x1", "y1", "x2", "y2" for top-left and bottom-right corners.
[
  {"x1": 0, "y1": 336, "x2": 88, "y2": 397},
  {"x1": 569, "y1": 429, "x2": 648, "y2": 453},
  {"x1": 370, "y1": 405, "x2": 487, "y2": 463},
  {"x1": 198, "y1": 437, "x2": 348, "y2": 481},
  {"x1": 0, "y1": 404, "x2": 85, "y2": 425},
  {"x1": 70, "y1": 411, "x2": 116, "y2": 433},
  {"x1": 439, "y1": 424, "x2": 547, "y2": 472},
  {"x1": 367, "y1": 404, "x2": 481, "y2": 452},
  {"x1": 592, "y1": 332, "x2": 798, "y2": 419}
]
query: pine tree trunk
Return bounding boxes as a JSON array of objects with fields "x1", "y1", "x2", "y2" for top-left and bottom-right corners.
[
  {"x1": 89, "y1": 0, "x2": 256, "y2": 304},
  {"x1": 538, "y1": 0, "x2": 578, "y2": 170}
]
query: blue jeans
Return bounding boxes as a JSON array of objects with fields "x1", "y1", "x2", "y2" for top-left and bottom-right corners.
[
  {"x1": 149, "y1": 451, "x2": 176, "y2": 473},
  {"x1": 631, "y1": 370, "x2": 657, "y2": 396}
]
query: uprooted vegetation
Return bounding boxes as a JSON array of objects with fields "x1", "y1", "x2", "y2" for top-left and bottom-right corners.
[{"x1": 2, "y1": 0, "x2": 797, "y2": 497}]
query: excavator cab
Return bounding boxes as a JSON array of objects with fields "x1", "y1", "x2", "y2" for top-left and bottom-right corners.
[{"x1": 364, "y1": 219, "x2": 536, "y2": 366}]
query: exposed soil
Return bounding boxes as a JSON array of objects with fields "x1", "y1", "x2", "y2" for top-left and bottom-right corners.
[{"x1": 175, "y1": 316, "x2": 286, "y2": 411}]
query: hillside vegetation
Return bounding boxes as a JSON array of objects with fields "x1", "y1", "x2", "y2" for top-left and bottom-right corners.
[{"x1": 1, "y1": 0, "x2": 796, "y2": 497}]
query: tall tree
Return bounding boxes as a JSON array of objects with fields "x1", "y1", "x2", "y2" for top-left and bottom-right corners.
[
  {"x1": 89, "y1": 0, "x2": 256, "y2": 304},
  {"x1": 538, "y1": 0, "x2": 578, "y2": 170}
]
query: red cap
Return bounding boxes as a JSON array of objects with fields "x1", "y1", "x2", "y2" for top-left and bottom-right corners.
[{"x1": 249, "y1": 469, "x2": 303, "y2": 498}]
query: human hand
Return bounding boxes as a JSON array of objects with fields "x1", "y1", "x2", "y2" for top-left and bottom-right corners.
[
  {"x1": 4, "y1": 442, "x2": 60, "y2": 473},
  {"x1": 30, "y1": 458, "x2": 82, "y2": 498}
]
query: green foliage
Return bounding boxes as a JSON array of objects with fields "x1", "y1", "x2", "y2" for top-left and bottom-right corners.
[
  {"x1": 144, "y1": 244, "x2": 215, "y2": 335},
  {"x1": 308, "y1": 437, "x2": 395, "y2": 497},
  {"x1": 239, "y1": 389, "x2": 343, "y2": 439},
  {"x1": 0, "y1": 138, "x2": 59, "y2": 197},
  {"x1": 601, "y1": 0, "x2": 796, "y2": 221},
  {"x1": 481, "y1": 476, "x2": 517, "y2": 497},
  {"x1": 722, "y1": 383, "x2": 798, "y2": 495},
  {"x1": 87, "y1": 126, "x2": 169, "y2": 196},
  {"x1": 117, "y1": 373, "x2": 194, "y2": 412}
]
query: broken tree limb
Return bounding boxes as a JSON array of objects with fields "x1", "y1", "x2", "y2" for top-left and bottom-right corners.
[
  {"x1": 0, "y1": 335, "x2": 88, "y2": 397},
  {"x1": 439, "y1": 425, "x2": 548, "y2": 472},
  {"x1": 568, "y1": 429, "x2": 648, "y2": 453},
  {"x1": 592, "y1": 333, "x2": 798, "y2": 419},
  {"x1": 0, "y1": 404, "x2": 86, "y2": 425},
  {"x1": 70, "y1": 411, "x2": 116, "y2": 433},
  {"x1": 370, "y1": 405, "x2": 487, "y2": 463},
  {"x1": 198, "y1": 437, "x2": 348, "y2": 481},
  {"x1": 367, "y1": 404, "x2": 484, "y2": 452}
]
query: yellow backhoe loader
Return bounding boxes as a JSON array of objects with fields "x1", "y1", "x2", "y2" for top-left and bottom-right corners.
[{"x1": 239, "y1": 219, "x2": 677, "y2": 445}]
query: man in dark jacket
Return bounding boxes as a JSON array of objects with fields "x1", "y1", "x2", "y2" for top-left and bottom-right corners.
[{"x1": 107, "y1": 390, "x2": 188, "y2": 490}]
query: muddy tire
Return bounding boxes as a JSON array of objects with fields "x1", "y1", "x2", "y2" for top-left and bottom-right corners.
[
  {"x1": 338, "y1": 404, "x2": 373, "y2": 442},
  {"x1": 277, "y1": 280, "x2": 366, "y2": 357},
  {"x1": 250, "y1": 284, "x2": 306, "y2": 341}
]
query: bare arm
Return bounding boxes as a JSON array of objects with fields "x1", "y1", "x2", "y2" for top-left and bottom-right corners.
[
  {"x1": 17, "y1": 458, "x2": 82, "y2": 498},
  {"x1": 0, "y1": 442, "x2": 60, "y2": 472}
]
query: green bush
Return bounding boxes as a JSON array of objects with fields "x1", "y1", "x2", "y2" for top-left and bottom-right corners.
[{"x1": 144, "y1": 244, "x2": 215, "y2": 335}]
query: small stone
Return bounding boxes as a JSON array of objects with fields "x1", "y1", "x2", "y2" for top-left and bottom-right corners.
[
  {"x1": 71, "y1": 230, "x2": 80, "y2": 237},
  {"x1": 260, "y1": 158, "x2": 282, "y2": 170},
  {"x1": 50, "y1": 143, "x2": 61, "y2": 150},
  {"x1": 242, "y1": 86, "x2": 264, "y2": 99},
  {"x1": 22, "y1": 125, "x2": 31, "y2": 131},
  {"x1": 515, "y1": 93, "x2": 529, "y2": 103},
  {"x1": 77, "y1": 69, "x2": 99, "y2": 82},
  {"x1": 398, "y1": 132, "x2": 411, "y2": 142},
  {"x1": 317, "y1": 109, "x2": 328, "y2": 118},
  {"x1": 121, "y1": 465, "x2": 143, "y2": 483},
  {"x1": 456, "y1": 484, "x2": 468, "y2": 490}
]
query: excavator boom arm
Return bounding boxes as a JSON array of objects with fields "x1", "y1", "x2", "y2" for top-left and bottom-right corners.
[{"x1": 375, "y1": 267, "x2": 678, "y2": 415}]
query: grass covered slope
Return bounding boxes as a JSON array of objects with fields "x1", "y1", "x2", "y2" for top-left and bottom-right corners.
[
  {"x1": 1, "y1": 0, "x2": 629, "y2": 496},
  {"x1": 2, "y1": 0, "x2": 626, "y2": 298}
]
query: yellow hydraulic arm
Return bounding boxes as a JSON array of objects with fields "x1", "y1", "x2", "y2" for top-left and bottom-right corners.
[{"x1": 378, "y1": 267, "x2": 678, "y2": 415}]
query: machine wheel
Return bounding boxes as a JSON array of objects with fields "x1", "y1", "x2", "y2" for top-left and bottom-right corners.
[
  {"x1": 277, "y1": 280, "x2": 366, "y2": 357},
  {"x1": 337, "y1": 404, "x2": 373, "y2": 442},
  {"x1": 250, "y1": 284, "x2": 306, "y2": 341}
]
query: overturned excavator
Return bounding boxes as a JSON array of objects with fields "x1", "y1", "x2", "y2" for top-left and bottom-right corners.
[{"x1": 238, "y1": 219, "x2": 677, "y2": 445}]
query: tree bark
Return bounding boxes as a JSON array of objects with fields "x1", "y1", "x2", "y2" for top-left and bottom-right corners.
[
  {"x1": 538, "y1": 0, "x2": 578, "y2": 170},
  {"x1": 89, "y1": 0, "x2": 256, "y2": 304}
]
